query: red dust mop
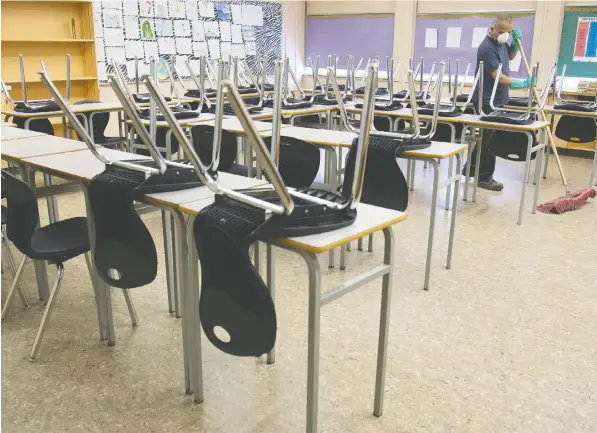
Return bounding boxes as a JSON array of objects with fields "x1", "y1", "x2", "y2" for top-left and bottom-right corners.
[
  {"x1": 536, "y1": 188, "x2": 596, "y2": 214},
  {"x1": 516, "y1": 40, "x2": 596, "y2": 214}
]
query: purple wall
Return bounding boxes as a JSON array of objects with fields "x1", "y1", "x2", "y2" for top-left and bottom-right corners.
[
  {"x1": 305, "y1": 16, "x2": 395, "y2": 69},
  {"x1": 414, "y1": 15, "x2": 535, "y2": 78}
]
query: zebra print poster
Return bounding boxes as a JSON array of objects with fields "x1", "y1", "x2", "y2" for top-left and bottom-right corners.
[{"x1": 93, "y1": 0, "x2": 282, "y2": 83}]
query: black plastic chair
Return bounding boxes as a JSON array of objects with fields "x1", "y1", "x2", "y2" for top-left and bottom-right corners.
[
  {"x1": 2, "y1": 170, "x2": 91, "y2": 360},
  {"x1": 191, "y1": 125, "x2": 255, "y2": 177},
  {"x1": 262, "y1": 136, "x2": 321, "y2": 188},
  {"x1": 74, "y1": 100, "x2": 127, "y2": 149},
  {"x1": 134, "y1": 127, "x2": 180, "y2": 159},
  {"x1": 13, "y1": 118, "x2": 54, "y2": 135},
  {"x1": 1, "y1": 203, "x2": 29, "y2": 313}
]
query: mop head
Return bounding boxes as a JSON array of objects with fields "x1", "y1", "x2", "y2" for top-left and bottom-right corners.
[{"x1": 537, "y1": 187, "x2": 596, "y2": 214}]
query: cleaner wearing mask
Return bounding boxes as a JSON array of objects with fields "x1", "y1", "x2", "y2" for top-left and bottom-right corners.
[{"x1": 464, "y1": 15, "x2": 527, "y2": 191}]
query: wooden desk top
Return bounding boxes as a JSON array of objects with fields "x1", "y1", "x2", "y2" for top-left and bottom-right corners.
[
  {"x1": 260, "y1": 126, "x2": 357, "y2": 148},
  {"x1": 544, "y1": 105, "x2": 597, "y2": 119},
  {"x1": 1, "y1": 122, "x2": 16, "y2": 128},
  {"x1": 1, "y1": 102, "x2": 124, "y2": 118},
  {"x1": 457, "y1": 113, "x2": 551, "y2": 131},
  {"x1": 145, "y1": 172, "x2": 267, "y2": 207},
  {"x1": 21, "y1": 148, "x2": 150, "y2": 182},
  {"x1": 180, "y1": 196, "x2": 406, "y2": 254},
  {"x1": 1, "y1": 127, "x2": 47, "y2": 141},
  {"x1": 1, "y1": 135, "x2": 88, "y2": 161},
  {"x1": 401, "y1": 141, "x2": 468, "y2": 159},
  {"x1": 200, "y1": 117, "x2": 288, "y2": 134},
  {"x1": 127, "y1": 113, "x2": 217, "y2": 128},
  {"x1": 282, "y1": 105, "x2": 337, "y2": 117},
  {"x1": 346, "y1": 105, "x2": 464, "y2": 123}
]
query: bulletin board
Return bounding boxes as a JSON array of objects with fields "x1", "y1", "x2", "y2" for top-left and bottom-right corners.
[
  {"x1": 93, "y1": 0, "x2": 282, "y2": 83},
  {"x1": 414, "y1": 14, "x2": 535, "y2": 79},
  {"x1": 557, "y1": 7, "x2": 597, "y2": 78},
  {"x1": 304, "y1": 16, "x2": 395, "y2": 69}
]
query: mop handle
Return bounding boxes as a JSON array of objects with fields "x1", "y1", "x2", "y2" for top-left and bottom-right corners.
[{"x1": 517, "y1": 39, "x2": 569, "y2": 191}]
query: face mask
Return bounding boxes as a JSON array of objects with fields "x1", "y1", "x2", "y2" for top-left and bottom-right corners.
[{"x1": 496, "y1": 32, "x2": 510, "y2": 44}]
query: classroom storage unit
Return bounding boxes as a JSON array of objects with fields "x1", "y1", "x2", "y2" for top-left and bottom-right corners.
[{"x1": 1, "y1": 0, "x2": 100, "y2": 136}]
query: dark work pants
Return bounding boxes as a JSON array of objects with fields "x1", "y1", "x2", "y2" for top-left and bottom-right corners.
[{"x1": 463, "y1": 105, "x2": 497, "y2": 180}]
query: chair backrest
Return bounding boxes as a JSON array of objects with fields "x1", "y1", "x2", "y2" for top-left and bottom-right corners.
[
  {"x1": 263, "y1": 136, "x2": 321, "y2": 188},
  {"x1": 14, "y1": 118, "x2": 55, "y2": 135},
  {"x1": 191, "y1": 125, "x2": 238, "y2": 172},
  {"x1": 341, "y1": 136, "x2": 409, "y2": 211},
  {"x1": 1, "y1": 170, "x2": 39, "y2": 256},
  {"x1": 75, "y1": 100, "x2": 109, "y2": 141},
  {"x1": 87, "y1": 167, "x2": 158, "y2": 289},
  {"x1": 135, "y1": 127, "x2": 180, "y2": 157},
  {"x1": 489, "y1": 131, "x2": 538, "y2": 161}
]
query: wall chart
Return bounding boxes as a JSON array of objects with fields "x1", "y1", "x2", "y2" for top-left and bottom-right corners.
[{"x1": 93, "y1": 0, "x2": 282, "y2": 83}]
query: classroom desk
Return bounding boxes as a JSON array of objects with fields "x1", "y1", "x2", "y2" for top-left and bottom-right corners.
[
  {"x1": 1, "y1": 134, "x2": 88, "y2": 162},
  {"x1": 458, "y1": 115, "x2": 551, "y2": 224},
  {"x1": 201, "y1": 117, "x2": 290, "y2": 134},
  {"x1": 125, "y1": 113, "x2": 217, "y2": 158},
  {"x1": 543, "y1": 105, "x2": 597, "y2": 187},
  {"x1": 1, "y1": 127, "x2": 47, "y2": 141},
  {"x1": 2, "y1": 102, "x2": 125, "y2": 138},
  {"x1": 346, "y1": 105, "x2": 464, "y2": 142},
  {"x1": 270, "y1": 124, "x2": 466, "y2": 289},
  {"x1": 2, "y1": 145, "x2": 266, "y2": 401},
  {"x1": 179, "y1": 195, "x2": 405, "y2": 433}
]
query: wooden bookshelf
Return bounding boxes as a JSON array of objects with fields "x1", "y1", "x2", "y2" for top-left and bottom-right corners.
[{"x1": 1, "y1": 0, "x2": 99, "y2": 136}]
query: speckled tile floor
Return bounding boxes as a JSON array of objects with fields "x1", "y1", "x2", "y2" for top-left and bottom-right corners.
[{"x1": 2, "y1": 154, "x2": 596, "y2": 433}]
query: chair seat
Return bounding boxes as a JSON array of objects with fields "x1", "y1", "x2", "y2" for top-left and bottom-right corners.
[
  {"x1": 227, "y1": 164, "x2": 257, "y2": 178},
  {"x1": 97, "y1": 137, "x2": 127, "y2": 148},
  {"x1": 29, "y1": 217, "x2": 90, "y2": 263}
]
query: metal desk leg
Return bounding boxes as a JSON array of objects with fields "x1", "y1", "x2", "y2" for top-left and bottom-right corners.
[
  {"x1": 446, "y1": 153, "x2": 463, "y2": 269},
  {"x1": 409, "y1": 161, "x2": 416, "y2": 191},
  {"x1": 301, "y1": 250, "x2": 322, "y2": 433},
  {"x1": 543, "y1": 141, "x2": 550, "y2": 179},
  {"x1": 324, "y1": 147, "x2": 338, "y2": 269},
  {"x1": 590, "y1": 140, "x2": 597, "y2": 187},
  {"x1": 170, "y1": 210, "x2": 192, "y2": 394},
  {"x1": 472, "y1": 131, "x2": 483, "y2": 203},
  {"x1": 82, "y1": 184, "x2": 113, "y2": 343},
  {"x1": 266, "y1": 244, "x2": 276, "y2": 364},
  {"x1": 518, "y1": 132, "x2": 534, "y2": 225},
  {"x1": 340, "y1": 244, "x2": 347, "y2": 270},
  {"x1": 368, "y1": 234, "x2": 373, "y2": 252},
  {"x1": 43, "y1": 173, "x2": 60, "y2": 223},
  {"x1": 532, "y1": 132, "x2": 546, "y2": 214},
  {"x1": 21, "y1": 166, "x2": 49, "y2": 301},
  {"x1": 444, "y1": 124, "x2": 457, "y2": 210},
  {"x1": 162, "y1": 211, "x2": 176, "y2": 314},
  {"x1": 424, "y1": 161, "x2": 440, "y2": 290},
  {"x1": 463, "y1": 126, "x2": 473, "y2": 202},
  {"x1": 254, "y1": 242, "x2": 263, "y2": 279},
  {"x1": 358, "y1": 238, "x2": 363, "y2": 251},
  {"x1": 445, "y1": 156, "x2": 454, "y2": 210},
  {"x1": 373, "y1": 227, "x2": 394, "y2": 416},
  {"x1": 186, "y1": 217, "x2": 204, "y2": 403}
]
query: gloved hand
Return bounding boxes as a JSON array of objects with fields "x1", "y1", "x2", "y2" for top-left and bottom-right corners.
[
  {"x1": 511, "y1": 77, "x2": 532, "y2": 89},
  {"x1": 510, "y1": 29, "x2": 523, "y2": 53}
]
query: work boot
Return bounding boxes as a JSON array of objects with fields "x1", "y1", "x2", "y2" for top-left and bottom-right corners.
[{"x1": 477, "y1": 177, "x2": 504, "y2": 191}]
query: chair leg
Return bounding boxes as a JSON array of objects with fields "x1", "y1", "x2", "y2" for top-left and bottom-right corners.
[
  {"x1": 1, "y1": 255, "x2": 29, "y2": 320},
  {"x1": 29, "y1": 264, "x2": 64, "y2": 361},
  {"x1": 1, "y1": 231, "x2": 29, "y2": 307},
  {"x1": 122, "y1": 290, "x2": 138, "y2": 327}
]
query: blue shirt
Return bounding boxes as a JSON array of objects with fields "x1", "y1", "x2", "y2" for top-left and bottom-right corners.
[{"x1": 472, "y1": 35, "x2": 511, "y2": 108}]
